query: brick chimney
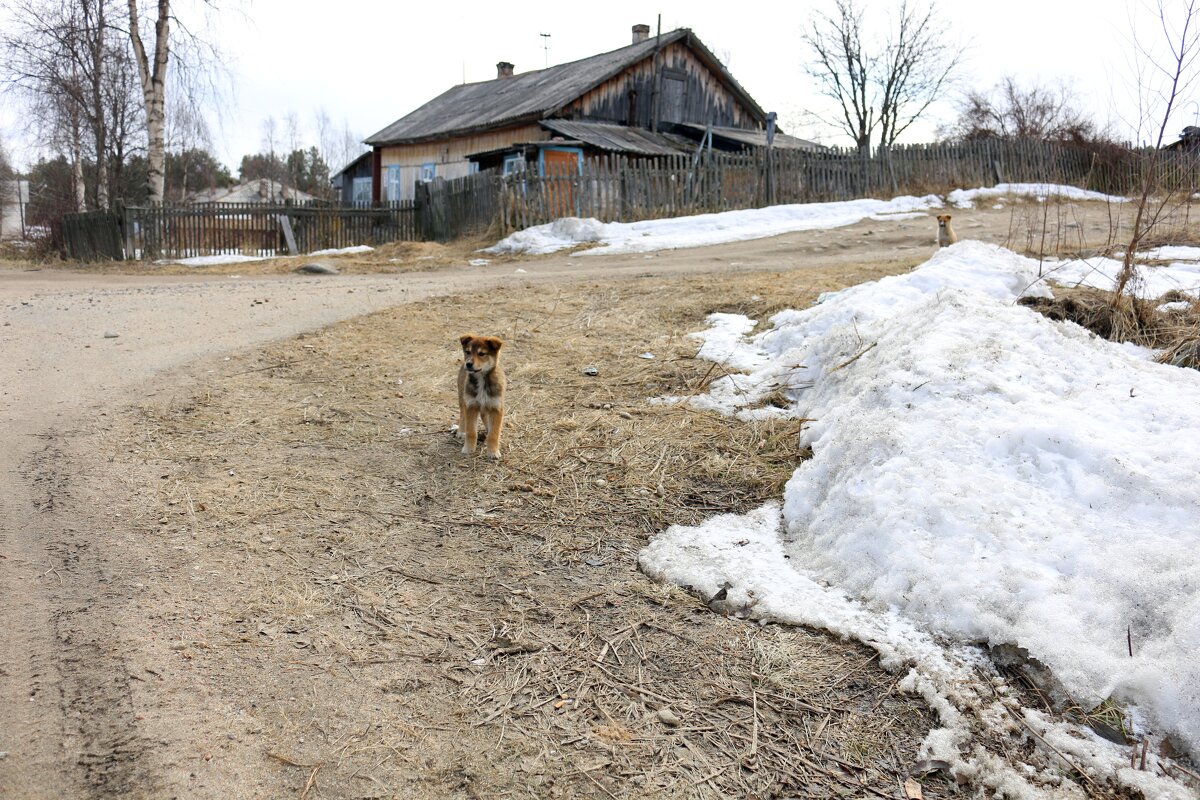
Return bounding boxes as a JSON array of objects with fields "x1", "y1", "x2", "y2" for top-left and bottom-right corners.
[
  {"x1": 496, "y1": 61, "x2": 514, "y2": 79},
  {"x1": 632, "y1": 24, "x2": 650, "y2": 44}
]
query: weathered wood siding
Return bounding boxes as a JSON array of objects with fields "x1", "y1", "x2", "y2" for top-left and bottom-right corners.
[
  {"x1": 378, "y1": 124, "x2": 546, "y2": 200},
  {"x1": 563, "y1": 41, "x2": 759, "y2": 130}
]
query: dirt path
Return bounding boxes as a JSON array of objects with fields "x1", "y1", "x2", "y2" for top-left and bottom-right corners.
[{"x1": 0, "y1": 204, "x2": 1126, "y2": 798}]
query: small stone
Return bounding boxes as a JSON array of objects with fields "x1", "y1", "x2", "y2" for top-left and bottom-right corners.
[
  {"x1": 581, "y1": 366, "x2": 599, "y2": 376},
  {"x1": 296, "y1": 263, "x2": 338, "y2": 275},
  {"x1": 103, "y1": 331, "x2": 119, "y2": 339},
  {"x1": 639, "y1": 352, "x2": 655, "y2": 359},
  {"x1": 657, "y1": 708, "x2": 681, "y2": 726},
  {"x1": 259, "y1": 535, "x2": 275, "y2": 544}
]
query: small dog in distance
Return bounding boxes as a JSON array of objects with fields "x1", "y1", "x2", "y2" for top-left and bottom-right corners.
[
  {"x1": 936, "y1": 214, "x2": 958, "y2": 247},
  {"x1": 456, "y1": 334, "x2": 506, "y2": 459}
]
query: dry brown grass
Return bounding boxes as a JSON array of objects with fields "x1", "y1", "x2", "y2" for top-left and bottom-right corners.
[
  {"x1": 109, "y1": 265, "x2": 984, "y2": 798},
  {"x1": 1019, "y1": 285, "x2": 1200, "y2": 369},
  {"x1": 0, "y1": 236, "x2": 525, "y2": 275}
]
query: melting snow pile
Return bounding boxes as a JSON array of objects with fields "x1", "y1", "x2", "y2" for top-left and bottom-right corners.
[
  {"x1": 1045, "y1": 251, "x2": 1200, "y2": 299},
  {"x1": 485, "y1": 195, "x2": 944, "y2": 256},
  {"x1": 308, "y1": 244, "x2": 373, "y2": 256},
  {"x1": 949, "y1": 183, "x2": 1128, "y2": 208},
  {"x1": 165, "y1": 253, "x2": 271, "y2": 267},
  {"x1": 165, "y1": 244, "x2": 374, "y2": 266},
  {"x1": 642, "y1": 241, "x2": 1200, "y2": 793}
]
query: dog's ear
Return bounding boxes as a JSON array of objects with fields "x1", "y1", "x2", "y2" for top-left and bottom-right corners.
[
  {"x1": 483, "y1": 336, "x2": 503, "y2": 353},
  {"x1": 459, "y1": 334, "x2": 475, "y2": 348}
]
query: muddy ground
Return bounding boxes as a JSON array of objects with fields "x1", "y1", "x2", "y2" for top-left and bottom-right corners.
[{"x1": 0, "y1": 201, "x2": 1158, "y2": 799}]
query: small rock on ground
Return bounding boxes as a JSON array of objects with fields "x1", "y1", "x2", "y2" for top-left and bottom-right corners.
[{"x1": 296, "y1": 263, "x2": 339, "y2": 275}]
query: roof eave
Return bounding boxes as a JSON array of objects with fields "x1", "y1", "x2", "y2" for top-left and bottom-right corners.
[{"x1": 366, "y1": 112, "x2": 549, "y2": 148}]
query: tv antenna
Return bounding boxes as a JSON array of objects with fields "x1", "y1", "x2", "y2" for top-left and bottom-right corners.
[{"x1": 539, "y1": 32, "x2": 551, "y2": 68}]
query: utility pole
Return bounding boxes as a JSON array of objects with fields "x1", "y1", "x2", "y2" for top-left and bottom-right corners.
[
  {"x1": 651, "y1": 15, "x2": 662, "y2": 132},
  {"x1": 540, "y1": 33, "x2": 551, "y2": 68},
  {"x1": 765, "y1": 111, "x2": 777, "y2": 206}
]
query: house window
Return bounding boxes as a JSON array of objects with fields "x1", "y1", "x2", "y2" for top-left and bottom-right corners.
[
  {"x1": 420, "y1": 163, "x2": 436, "y2": 183},
  {"x1": 384, "y1": 166, "x2": 402, "y2": 202},
  {"x1": 502, "y1": 155, "x2": 525, "y2": 175},
  {"x1": 351, "y1": 177, "x2": 371, "y2": 205},
  {"x1": 468, "y1": 162, "x2": 480, "y2": 175}
]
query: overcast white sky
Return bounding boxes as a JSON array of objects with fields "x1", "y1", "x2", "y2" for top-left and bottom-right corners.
[{"x1": 3, "y1": 0, "x2": 1196, "y2": 172}]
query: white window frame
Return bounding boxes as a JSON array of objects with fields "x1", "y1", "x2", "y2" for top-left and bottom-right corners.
[
  {"x1": 384, "y1": 165, "x2": 402, "y2": 202},
  {"x1": 502, "y1": 155, "x2": 525, "y2": 175},
  {"x1": 351, "y1": 176, "x2": 371, "y2": 205}
]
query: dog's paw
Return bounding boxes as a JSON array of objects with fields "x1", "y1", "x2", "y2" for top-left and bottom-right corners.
[
  {"x1": 486, "y1": 450, "x2": 502, "y2": 460},
  {"x1": 462, "y1": 444, "x2": 475, "y2": 455}
]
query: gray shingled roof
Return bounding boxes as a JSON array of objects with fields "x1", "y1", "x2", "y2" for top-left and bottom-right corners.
[
  {"x1": 366, "y1": 29, "x2": 764, "y2": 146},
  {"x1": 539, "y1": 120, "x2": 694, "y2": 156},
  {"x1": 676, "y1": 123, "x2": 825, "y2": 152}
]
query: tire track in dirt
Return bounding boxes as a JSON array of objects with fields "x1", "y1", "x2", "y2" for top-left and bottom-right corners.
[
  {"x1": 0, "y1": 445, "x2": 80, "y2": 799},
  {"x1": 24, "y1": 440, "x2": 153, "y2": 796},
  {"x1": 0, "y1": 273, "x2": 463, "y2": 797}
]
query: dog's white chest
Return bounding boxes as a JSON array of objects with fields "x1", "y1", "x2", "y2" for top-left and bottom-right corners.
[{"x1": 466, "y1": 372, "x2": 499, "y2": 409}]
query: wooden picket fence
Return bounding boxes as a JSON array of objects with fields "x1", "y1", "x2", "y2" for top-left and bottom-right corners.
[
  {"x1": 493, "y1": 140, "x2": 1200, "y2": 232},
  {"x1": 62, "y1": 138, "x2": 1200, "y2": 261},
  {"x1": 415, "y1": 169, "x2": 502, "y2": 242},
  {"x1": 64, "y1": 201, "x2": 420, "y2": 261}
]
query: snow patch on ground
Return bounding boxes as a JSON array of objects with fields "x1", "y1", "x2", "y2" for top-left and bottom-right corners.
[
  {"x1": 643, "y1": 240, "x2": 1200, "y2": 795},
  {"x1": 308, "y1": 245, "x2": 373, "y2": 256},
  {"x1": 1139, "y1": 246, "x2": 1200, "y2": 263},
  {"x1": 485, "y1": 195, "x2": 944, "y2": 256},
  {"x1": 1043, "y1": 255, "x2": 1200, "y2": 298},
  {"x1": 949, "y1": 183, "x2": 1127, "y2": 208},
  {"x1": 164, "y1": 253, "x2": 271, "y2": 267}
]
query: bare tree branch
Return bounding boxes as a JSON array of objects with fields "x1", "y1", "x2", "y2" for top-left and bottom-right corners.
[
  {"x1": 802, "y1": 0, "x2": 964, "y2": 151},
  {"x1": 1114, "y1": 0, "x2": 1200, "y2": 301}
]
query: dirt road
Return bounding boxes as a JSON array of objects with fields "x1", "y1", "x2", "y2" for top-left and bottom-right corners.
[{"x1": 0, "y1": 204, "x2": 1123, "y2": 798}]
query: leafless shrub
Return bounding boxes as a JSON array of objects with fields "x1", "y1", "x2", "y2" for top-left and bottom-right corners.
[{"x1": 947, "y1": 76, "x2": 1109, "y2": 145}]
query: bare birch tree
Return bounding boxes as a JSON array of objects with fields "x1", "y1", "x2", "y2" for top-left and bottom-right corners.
[
  {"x1": 802, "y1": 0, "x2": 962, "y2": 151},
  {"x1": 126, "y1": 0, "x2": 169, "y2": 203},
  {"x1": 1, "y1": 0, "x2": 135, "y2": 209}
]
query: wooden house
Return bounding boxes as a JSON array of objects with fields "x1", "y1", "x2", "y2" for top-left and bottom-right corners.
[
  {"x1": 1165, "y1": 126, "x2": 1200, "y2": 152},
  {"x1": 330, "y1": 151, "x2": 373, "y2": 205},
  {"x1": 364, "y1": 25, "x2": 819, "y2": 201},
  {"x1": 188, "y1": 179, "x2": 316, "y2": 205}
]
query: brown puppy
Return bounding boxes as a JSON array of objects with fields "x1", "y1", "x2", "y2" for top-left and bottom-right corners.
[
  {"x1": 456, "y1": 334, "x2": 506, "y2": 459},
  {"x1": 936, "y1": 214, "x2": 958, "y2": 247}
]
